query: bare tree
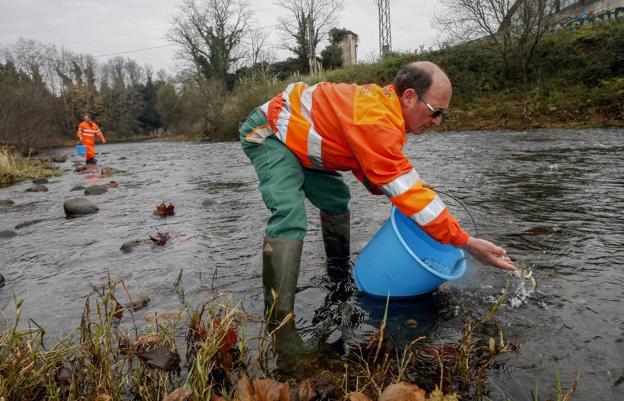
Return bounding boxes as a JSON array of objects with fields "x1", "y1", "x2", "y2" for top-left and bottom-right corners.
[
  {"x1": 245, "y1": 27, "x2": 275, "y2": 80},
  {"x1": 276, "y1": 0, "x2": 344, "y2": 74},
  {"x1": 168, "y1": 0, "x2": 252, "y2": 83},
  {"x1": 435, "y1": 0, "x2": 556, "y2": 81}
]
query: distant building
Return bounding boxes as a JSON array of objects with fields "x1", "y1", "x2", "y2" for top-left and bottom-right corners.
[
  {"x1": 498, "y1": 0, "x2": 624, "y2": 32},
  {"x1": 554, "y1": 0, "x2": 623, "y2": 17},
  {"x1": 337, "y1": 33, "x2": 358, "y2": 66}
]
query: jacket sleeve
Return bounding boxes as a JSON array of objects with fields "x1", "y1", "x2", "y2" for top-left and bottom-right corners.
[
  {"x1": 346, "y1": 123, "x2": 469, "y2": 247},
  {"x1": 76, "y1": 124, "x2": 83, "y2": 140},
  {"x1": 94, "y1": 123, "x2": 105, "y2": 141}
]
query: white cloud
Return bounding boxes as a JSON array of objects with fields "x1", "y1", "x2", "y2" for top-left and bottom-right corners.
[{"x1": 0, "y1": 0, "x2": 441, "y2": 72}]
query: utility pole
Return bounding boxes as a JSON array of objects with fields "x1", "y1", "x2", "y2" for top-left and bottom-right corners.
[{"x1": 374, "y1": 0, "x2": 392, "y2": 60}]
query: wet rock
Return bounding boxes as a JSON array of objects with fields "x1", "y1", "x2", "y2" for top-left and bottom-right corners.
[
  {"x1": 137, "y1": 346, "x2": 180, "y2": 372},
  {"x1": 120, "y1": 239, "x2": 149, "y2": 253},
  {"x1": 70, "y1": 185, "x2": 85, "y2": 191},
  {"x1": 63, "y1": 197, "x2": 99, "y2": 217},
  {"x1": 51, "y1": 155, "x2": 68, "y2": 163},
  {"x1": 202, "y1": 199, "x2": 217, "y2": 207},
  {"x1": 84, "y1": 184, "x2": 108, "y2": 196},
  {"x1": 0, "y1": 273, "x2": 5, "y2": 287},
  {"x1": 15, "y1": 219, "x2": 43, "y2": 229},
  {"x1": 107, "y1": 180, "x2": 119, "y2": 188},
  {"x1": 118, "y1": 156, "x2": 128, "y2": 160},
  {"x1": 32, "y1": 178, "x2": 49, "y2": 184},
  {"x1": 0, "y1": 230, "x2": 17, "y2": 239},
  {"x1": 100, "y1": 167, "x2": 125, "y2": 176},
  {"x1": 75, "y1": 165, "x2": 87, "y2": 172},
  {"x1": 0, "y1": 199, "x2": 15, "y2": 207},
  {"x1": 26, "y1": 184, "x2": 48, "y2": 192}
]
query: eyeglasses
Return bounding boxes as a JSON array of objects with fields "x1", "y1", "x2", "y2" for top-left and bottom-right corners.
[{"x1": 417, "y1": 94, "x2": 449, "y2": 119}]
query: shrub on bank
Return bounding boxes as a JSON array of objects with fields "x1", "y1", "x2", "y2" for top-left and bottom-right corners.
[
  {"x1": 209, "y1": 21, "x2": 624, "y2": 140},
  {"x1": 0, "y1": 147, "x2": 63, "y2": 187}
]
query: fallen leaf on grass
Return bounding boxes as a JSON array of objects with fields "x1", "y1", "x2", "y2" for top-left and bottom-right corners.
[
  {"x1": 154, "y1": 202, "x2": 175, "y2": 217},
  {"x1": 379, "y1": 383, "x2": 426, "y2": 401},
  {"x1": 212, "y1": 393, "x2": 228, "y2": 401},
  {"x1": 234, "y1": 374, "x2": 254, "y2": 401},
  {"x1": 348, "y1": 392, "x2": 372, "y2": 401},
  {"x1": 94, "y1": 395, "x2": 112, "y2": 401},
  {"x1": 164, "y1": 387, "x2": 193, "y2": 401},
  {"x1": 294, "y1": 379, "x2": 316, "y2": 401},
  {"x1": 253, "y1": 379, "x2": 290, "y2": 401},
  {"x1": 213, "y1": 318, "x2": 238, "y2": 353}
]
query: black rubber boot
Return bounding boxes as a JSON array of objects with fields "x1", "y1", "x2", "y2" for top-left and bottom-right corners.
[
  {"x1": 262, "y1": 237, "x2": 315, "y2": 356},
  {"x1": 320, "y1": 210, "x2": 351, "y2": 279}
]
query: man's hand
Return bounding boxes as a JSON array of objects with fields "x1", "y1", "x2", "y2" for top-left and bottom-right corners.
[
  {"x1": 462, "y1": 237, "x2": 516, "y2": 271},
  {"x1": 102, "y1": 139, "x2": 106, "y2": 144}
]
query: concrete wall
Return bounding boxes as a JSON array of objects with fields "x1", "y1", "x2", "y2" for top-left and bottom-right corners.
[
  {"x1": 338, "y1": 34, "x2": 358, "y2": 66},
  {"x1": 556, "y1": 0, "x2": 624, "y2": 19}
]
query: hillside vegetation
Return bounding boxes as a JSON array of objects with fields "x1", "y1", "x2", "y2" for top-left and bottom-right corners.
[{"x1": 218, "y1": 21, "x2": 624, "y2": 138}]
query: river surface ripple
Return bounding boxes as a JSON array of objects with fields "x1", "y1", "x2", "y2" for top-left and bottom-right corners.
[{"x1": 1, "y1": 128, "x2": 623, "y2": 400}]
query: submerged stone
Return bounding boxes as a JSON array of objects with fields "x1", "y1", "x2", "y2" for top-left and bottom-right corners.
[
  {"x1": 70, "y1": 185, "x2": 85, "y2": 191},
  {"x1": 0, "y1": 199, "x2": 15, "y2": 207},
  {"x1": 32, "y1": 178, "x2": 49, "y2": 184},
  {"x1": 120, "y1": 239, "x2": 148, "y2": 253},
  {"x1": 0, "y1": 230, "x2": 17, "y2": 239},
  {"x1": 26, "y1": 184, "x2": 48, "y2": 192},
  {"x1": 63, "y1": 198, "x2": 98, "y2": 217},
  {"x1": 15, "y1": 219, "x2": 43, "y2": 229},
  {"x1": 84, "y1": 185, "x2": 108, "y2": 196}
]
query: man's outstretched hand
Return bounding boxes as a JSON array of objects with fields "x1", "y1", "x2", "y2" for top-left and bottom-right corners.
[{"x1": 462, "y1": 237, "x2": 516, "y2": 271}]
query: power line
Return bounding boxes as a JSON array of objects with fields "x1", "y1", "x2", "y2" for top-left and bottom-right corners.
[
  {"x1": 93, "y1": 44, "x2": 176, "y2": 58},
  {"x1": 91, "y1": 23, "x2": 281, "y2": 58}
]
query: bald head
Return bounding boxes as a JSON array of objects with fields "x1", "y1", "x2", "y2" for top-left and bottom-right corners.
[{"x1": 392, "y1": 61, "x2": 451, "y2": 98}]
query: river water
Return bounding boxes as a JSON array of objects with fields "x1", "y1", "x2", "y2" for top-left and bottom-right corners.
[{"x1": 1, "y1": 128, "x2": 623, "y2": 400}]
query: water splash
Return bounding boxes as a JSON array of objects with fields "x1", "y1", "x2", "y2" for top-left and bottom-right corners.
[{"x1": 509, "y1": 262, "x2": 537, "y2": 308}]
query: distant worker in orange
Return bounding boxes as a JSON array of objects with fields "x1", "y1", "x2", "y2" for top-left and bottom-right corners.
[{"x1": 76, "y1": 114, "x2": 106, "y2": 164}]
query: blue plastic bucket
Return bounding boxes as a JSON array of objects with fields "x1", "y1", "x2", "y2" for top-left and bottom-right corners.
[
  {"x1": 354, "y1": 207, "x2": 467, "y2": 297},
  {"x1": 75, "y1": 145, "x2": 86, "y2": 156}
]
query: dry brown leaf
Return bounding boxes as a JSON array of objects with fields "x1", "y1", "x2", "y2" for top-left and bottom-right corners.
[
  {"x1": 136, "y1": 333, "x2": 160, "y2": 349},
  {"x1": 253, "y1": 379, "x2": 290, "y2": 401},
  {"x1": 234, "y1": 374, "x2": 255, "y2": 401},
  {"x1": 164, "y1": 387, "x2": 193, "y2": 401},
  {"x1": 212, "y1": 392, "x2": 228, "y2": 401},
  {"x1": 154, "y1": 202, "x2": 175, "y2": 217},
  {"x1": 294, "y1": 379, "x2": 316, "y2": 401},
  {"x1": 349, "y1": 392, "x2": 373, "y2": 401},
  {"x1": 94, "y1": 395, "x2": 112, "y2": 401},
  {"x1": 150, "y1": 232, "x2": 171, "y2": 246},
  {"x1": 379, "y1": 383, "x2": 426, "y2": 401},
  {"x1": 114, "y1": 301, "x2": 124, "y2": 319}
]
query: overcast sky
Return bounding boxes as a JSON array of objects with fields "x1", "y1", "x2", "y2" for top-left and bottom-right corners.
[{"x1": 0, "y1": 0, "x2": 442, "y2": 72}]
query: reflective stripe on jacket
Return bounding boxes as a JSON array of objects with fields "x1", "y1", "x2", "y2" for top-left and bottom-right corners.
[
  {"x1": 76, "y1": 121, "x2": 105, "y2": 145},
  {"x1": 261, "y1": 81, "x2": 469, "y2": 247}
]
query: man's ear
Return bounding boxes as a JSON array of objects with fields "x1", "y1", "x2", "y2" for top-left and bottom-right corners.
[{"x1": 401, "y1": 88, "x2": 417, "y2": 105}]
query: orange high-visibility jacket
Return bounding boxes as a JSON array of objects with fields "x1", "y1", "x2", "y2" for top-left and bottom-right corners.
[
  {"x1": 257, "y1": 81, "x2": 469, "y2": 247},
  {"x1": 76, "y1": 121, "x2": 105, "y2": 146}
]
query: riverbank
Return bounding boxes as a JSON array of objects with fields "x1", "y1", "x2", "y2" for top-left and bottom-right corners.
[
  {"x1": 0, "y1": 277, "x2": 577, "y2": 401},
  {"x1": 0, "y1": 147, "x2": 64, "y2": 187}
]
